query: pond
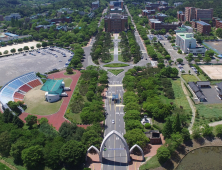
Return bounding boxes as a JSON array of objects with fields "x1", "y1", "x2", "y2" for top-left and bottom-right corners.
[{"x1": 176, "y1": 146, "x2": 222, "y2": 170}]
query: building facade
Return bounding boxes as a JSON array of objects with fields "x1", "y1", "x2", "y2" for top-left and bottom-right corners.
[
  {"x1": 177, "y1": 11, "x2": 185, "y2": 21},
  {"x1": 4, "y1": 13, "x2": 21, "y2": 21},
  {"x1": 176, "y1": 33, "x2": 205, "y2": 54},
  {"x1": 110, "y1": 0, "x2": 123, "y2": 9},
  {"x1": 174, "y1": 2, "x2": 183, "y2": 7},
  {"x1": 92, "y1": 1, "x2": 100, "y2": 10},
  {"x1": 185, "y1": 7, "x2": 213, "y2": 22},
  {"x1": 149, "y1": 18, "x2": 181, "y2": 31},
  {"x1": 0, "y1": 15, "x2": 4, "y2": 21},
  {"x1": 212, "y1": 17, "x2": 222, "y2": 29},
  {"x1": 193, "y1": 21, "x2": 211, "y2": 34},
  {"x1": 104, "y1": 14, "x2": 128, "y2": 32},
  {"x1": 142, "y1": 9, "x2": 155, "y2": 16}
]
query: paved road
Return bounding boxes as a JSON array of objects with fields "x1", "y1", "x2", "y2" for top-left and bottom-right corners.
[{"x1": 102, "y1": 73, "x2": 128, "y2": 170}]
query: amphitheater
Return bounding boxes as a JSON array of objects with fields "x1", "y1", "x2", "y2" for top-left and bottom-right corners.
[{"x1": 0, "y1": 72, "x2": 43, "y2": 107}]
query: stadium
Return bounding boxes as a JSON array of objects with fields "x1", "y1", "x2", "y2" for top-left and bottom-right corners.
[{"x1": 0, "y1": 71, "x2": 71, "y2": 112}]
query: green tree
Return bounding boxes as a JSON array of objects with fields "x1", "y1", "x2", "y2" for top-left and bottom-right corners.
[
  {"x1": 18, "y1": 48, "x2": 23, "y2": 52},
  {"x1": 124, "y1": 129, "x2": 149, "y2": 149},
  {"x1": 215, "y1": 125, "x2": 222, "y2": 137},
  {"x1": 60, "y1": 140, "x2": 86, "y2": 167},
  {"x1": 157, "y1": 146, "x2": 170, "y2": 163},
  {"x1": 181, "y1": 128, "x2": 190, "y2": 141},
  {"x1": 194, "y1": 58, "x2": 200, "y2": 63},
  {"x1": 10, "y1": 139, "x2": 28, "y2": 163},
  {"x1": 25, "y1": 115, "x2": 37, "y2": 127},
  {"x1": 145, "y1": 123, "x2": 151, "y2": 129},
  {"x1": 10, "y1": 48, "x2": 16, "y2": 53},
  {"x1": 172, "y1": 113, "x2": 181, "y2": 133},
  {"x1": 216, "y1": 28, "x2": 222, "y2": 38},
  {"x1": 192, "y1": 126, "x2": 202, "y2": 139},
  {"x1": 23, "y1": 46, "x2": 29, "y2": 51},
  {"x1": 0, "y1": 52, "x2": 2, "y2": 55},
  {"x1": 31, "y1": 46, "x2": 34, "y2": 49},
  {"x1": 123, "y1": 110, "x2": 141, "y2": 121},
  {"x1": 203, "y1": 56, "x2": 212, "y2": 63},
  {"x1": 202, "y1": 124, "x2": 213, "y2": 137},
  {"x1": 42, "y1": 42, "x2": 48, "y2": 47},
  {"x1": 4, "y1": 50, "x2": 8, "y2": 54},
  {"x1": 125, "y1": 120, "x2": 144, "y2": 131},
  {"x1": 177, "y1": 58, "x2": 183, "y2": 64},
  {"x1": 22, "y1": 145, "x2": 44, "y2": 169},
  {"x1": 36, "y1": 43, "x2": 42, "y2": 48},
  {"x1": 86, "y1": 90, "x2": 95, "y2": 102},
  {"x1": 0, "y1": 131, "x2": 11, "y2": 156},
  {"x1": 162, "y1": 117, "x2": 172, "y2": 139},
  {"x1": 3, "y1": 108, "x2": 14, "y2": 123},
  {"x1": 66, "y1": 67, "x2": 73, "y2": 74},
  {"x1": 81, "y1": 130, "x2": 102, "y2": 149},
  {"x1": 44, "y1": 137, "x2": 64, "y2": 169},
  {"x1": 59, "y1": 122, "x2": 77, "y2": 141}
]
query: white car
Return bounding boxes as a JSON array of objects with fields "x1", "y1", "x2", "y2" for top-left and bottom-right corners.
[{"x1": 112, "y1": 120, "x2": 115, "y2": 124}]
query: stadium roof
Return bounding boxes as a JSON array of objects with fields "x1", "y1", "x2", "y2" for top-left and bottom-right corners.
[{"x1": 41, "y1": 79, "x2": 63, "y2": 95}]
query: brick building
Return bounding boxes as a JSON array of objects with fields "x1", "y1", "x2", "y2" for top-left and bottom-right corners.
[
  {"x1": 185, "y1": 7, "x2": 213, "y2": 22},
  {"x1": 149, "y1": 18, "x2": 181, "y2": 31},
  {"x1": 92, "y1": 1, "x2": 100, "y2": 10},
  {"x1": 142, "y1": 9, "x2": 155, "y2": 16},
  {"x1": 110, "y1": 0, "x2": 123, "y2": 9},
  {"x1": 104, "y1": 14, "x2": 128, "y2": 32},
  {"x1": 212, "y1": 17, "x2": 222, "y2": 29},
  {"x1": 192, "y1": 21, "x2": 211, "y2": 34},
  {"x1": 145, "y1": 5, "x2": 153, "y2": 10},
  {"x1": 177, "y1": 11, "x2": 185, "y2": 21},
  {"x1": 157, "y1": 6, "x2": 174, "y2": 12},
  {"x1": 0, "y1": 15, "x2": 4, "y2": 21}
]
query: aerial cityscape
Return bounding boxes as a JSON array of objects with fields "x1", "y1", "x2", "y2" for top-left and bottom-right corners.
[{"x1": 1, "y1": 0, "x2": 222, "y2": 170}]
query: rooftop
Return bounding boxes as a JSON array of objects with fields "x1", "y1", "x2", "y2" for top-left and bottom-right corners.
[
  {"x1": 177, "y1": 33, "x2": 195, "y2": 40},
  {"x1": 196, "y1": 21, "x2": 210, "y2": 26},
  {"x1": 41, "y1": 79, "x2": 64, "y2": 94}
]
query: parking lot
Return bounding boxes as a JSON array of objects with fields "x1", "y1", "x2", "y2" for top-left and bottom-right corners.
[
  {"x1": 202, "y1": 87, "x2": 222, "y2": 104},
  {"x1": 0, "y1": 47, "x2": 74, "y2": 86}
]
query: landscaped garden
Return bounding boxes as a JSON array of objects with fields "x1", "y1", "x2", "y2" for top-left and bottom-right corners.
[
  {"x1": 103, "y1": 63, "x2": 129, "y2": 67},
  {"x1": 108, "y1": 69, "x2": 124, "y2": 75}
]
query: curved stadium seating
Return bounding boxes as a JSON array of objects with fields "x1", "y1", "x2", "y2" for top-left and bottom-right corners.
[{"x1": 0, "y1": 72, "x2": 43, "y2": 105}]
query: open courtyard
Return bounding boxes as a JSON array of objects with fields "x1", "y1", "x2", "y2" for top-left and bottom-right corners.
[
  {"x1": 199, "y1": 65, "x2": 222, "y2": 80},
  {"x1": 0, "y1": 47, "x2": 73, "y2": 86}
]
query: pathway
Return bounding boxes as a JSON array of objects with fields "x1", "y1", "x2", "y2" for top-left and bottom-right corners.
[
  {"x1": 113, "y1": 34, "x2": 120, "y2": 62},
  {"x1": 180, "y1": 77, "x2": 196, "y2": 133},
  {"x1": 19, "y1": 70, "x2": 81, "y2": 130}
]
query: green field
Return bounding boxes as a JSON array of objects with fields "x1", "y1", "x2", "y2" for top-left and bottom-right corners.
[
  {"x1": 108, "y1": 69, "x2": 124, "y2": 75},
  {"x1": 198, "y1": 74, "x2": 207, "y2": 81},
  {"x1": 195, "y1": 103, "x2": 222, "y2": 125},
  {"x1": 181, "y1": 74, "x2": 199, "y2": 83},
  {"x1": 0, "y1": 162, "x2": 11, "y2": 170},
  {"x1": 62, "y1": 78, "x2": 72, "y2": 87},
  {"x1": 160, "y1": 78, "x2": 191, "y2": 115},
  {"x1": 140, "y1": 155, "x2": 161, "y2": 170},
  {"x1": 103, "y1": 63, "x2": 129, "y2": 67}
]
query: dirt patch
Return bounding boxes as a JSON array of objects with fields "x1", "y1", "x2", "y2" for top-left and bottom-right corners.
[{"x1": 199, "y1": 65, "x2": 222, "y2": 80}]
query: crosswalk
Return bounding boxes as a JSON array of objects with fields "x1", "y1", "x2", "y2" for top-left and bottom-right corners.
[{"x1": 116, "y1": 112, "x2": 124, "y2": 114}]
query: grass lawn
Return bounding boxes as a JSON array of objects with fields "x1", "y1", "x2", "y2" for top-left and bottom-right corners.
[
  {"x1": 110, "y1": 47, "x2": 114, "y2": 53},
  {"x1": 160, "y1": 78, "x2": 191, "y2": 115},
  {"x1": 1, "y1": 157, "x2": 26, "y2": 170},
  {"x1": 195, "y1": 103, "x2": 222, "y2": 125},
  {"x1": 24, "y1": 84, "x2": 64, "y2": 115},
  {"x1": 210, "y1": 80, "x2": 222, "y2": 85},
  {"x1": 139, "y1": 155, "x2": 161, "y2": 170},
  {"x1": 118, "y1": 54, "x2": 125, "y2": 62},
  {"x1": 108, "y1": 69, "x2": 124, "y2": 75},
  {"x1": 198, "y1": 74, "x2": 207, "y2": 81},
  {"x1": 181, "y1": 74, "x2": 199, "y2": 83},
  {"x1": 60, "y1": 78, "x2": 72, "y2": 87},
  {"x1": 65, "y1": 78, "x2": 85, "y2": 124},
  {"x1": 0, "y1": 162, "x2": 11, "y2": 170},
  {"x1": 64, "y1": 71, "x2": 76, "y2": 76},
  {"x1": 103, "y1": 63, "x2": 129, "y2": 67}
]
